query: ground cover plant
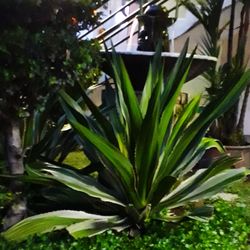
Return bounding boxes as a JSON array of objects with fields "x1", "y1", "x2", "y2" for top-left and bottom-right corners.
[
  {"x1": 2, "y1": 41, "x2": 250, "y2": 242},
  {"x1": 0, "y1": 199, "x2": 249, "y2": 249},
  {"x1": 226, "y1": 179, "x2": 250, "y2": 221}
]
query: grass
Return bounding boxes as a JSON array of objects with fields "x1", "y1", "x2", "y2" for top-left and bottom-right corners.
[
  {"x1": 62, "y1": 150, "x2": 90, "y2": 170},
  {"x1": 226, "y1": 179, "x2": 250, "y2": 205},
  {"x1": 225, "y1": 179, "x2": 250, "y2": 223}
]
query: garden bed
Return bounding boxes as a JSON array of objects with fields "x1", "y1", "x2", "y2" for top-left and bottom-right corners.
[
  {"x1": 0, "y1": 197, "x2": 249, "y2": 249},
  {"x1": 1, "y1": 153, "x2": 249, "y2": 249}
]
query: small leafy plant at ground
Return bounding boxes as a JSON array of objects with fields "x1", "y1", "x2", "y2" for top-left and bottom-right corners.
[
  {"x1": 2, "y1": 42, "x2": 250, "y2": 242},
  {"x1": 0, "y1": 200, "x2": 248, "y2": 249}
]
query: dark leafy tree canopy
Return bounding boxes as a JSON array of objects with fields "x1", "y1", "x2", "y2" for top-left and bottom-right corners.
[
  {"x1": 0, "y1": 0, "x2": 104, "y2": 120},
  {"x1": 0, "y1": 0, "x2": 102, "y2": 31}
]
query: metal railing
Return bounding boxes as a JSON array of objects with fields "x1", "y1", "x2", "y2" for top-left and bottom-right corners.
[
  {"x1": 80, "y1": 0, "x2": 177, "y2": 49},
  {"x1": 79, "y1": 0, "x2": 137, "y2": 40}
]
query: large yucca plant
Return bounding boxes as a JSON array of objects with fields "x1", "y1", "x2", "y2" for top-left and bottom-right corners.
[{"x1": 2, "y1": 42, "x2": 250, "y2": 242}]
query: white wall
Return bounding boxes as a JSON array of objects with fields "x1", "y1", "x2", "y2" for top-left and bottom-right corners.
[{"x1": 244, "y1": 94, "x2": 250, "y2": 135}]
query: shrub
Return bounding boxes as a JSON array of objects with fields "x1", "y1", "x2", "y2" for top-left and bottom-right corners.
[
  {"x1": 0, "y1": 0, "x2": 103, "y2": 175},
  {"x1": 2, "y1": 42, "x2": 250, "y2": 242}
]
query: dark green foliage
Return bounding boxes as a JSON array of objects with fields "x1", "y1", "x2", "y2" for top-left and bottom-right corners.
[
  {"x1": 0, "y1": 200, "x2": 248, "y2": 249},
  {"x1": 0, "y1": 0, "x2": 103, "y2": 119},
  {"x1": 0, "y1": 0, "x2": 104, "y2": 230},
  {"x1": 0, "y1": 187, "x2": 13, "y2": 210},
  {"x1": 0, "y1": 0, "x2": 104, "y2": 180},
  {"x1": 0, "y1": 0, "x2": 101, "y2": 30}
]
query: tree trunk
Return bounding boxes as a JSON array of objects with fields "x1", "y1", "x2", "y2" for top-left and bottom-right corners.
[
  {"x1": 4, "y1": 119, "x2": 24, "y2": 175},
  {"x1": 2, "y1": 117, "x2": 27, "y2": 230}
]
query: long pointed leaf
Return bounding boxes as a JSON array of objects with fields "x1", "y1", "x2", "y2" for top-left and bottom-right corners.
[
  {"x1": 60, "y1": 99, "x2": 140, "y2": 207},
  {"x1": 169, "y1": 168, "x2": 245, "y2": 208},
  {"x1": 140, "y1": 44, "x2": 162, "y2": 117},
  {"x1": 67, "y1": 218, "x2": 127, "y2": 238},
  {"x1": 158, "y1": 157, "x2": 243, "y2": 209},
  {"x1": 68, "y1": 87, "x2": 118, "y2": 146},
  {"x1": 160, "y1": 70, "x2": 250, "y2": 181},
  {"x1": 172, "y1": 137, "x2": 225, "y2": 177},
  {"x1": 2, "y1": 210, "x2": 117, "y2": 242},
  {"x1": 153, "y1": 63, "x2": 192, "y2": 183},
  {"x1": 112, "y1": 53, "x2": 142, "y2": 134},
  {"x1": 36, "y1": 164, "x2": 125, "y2": 206},
  {"x1": 135, "y1": 67, "x2": 163, "y2": 202}
]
